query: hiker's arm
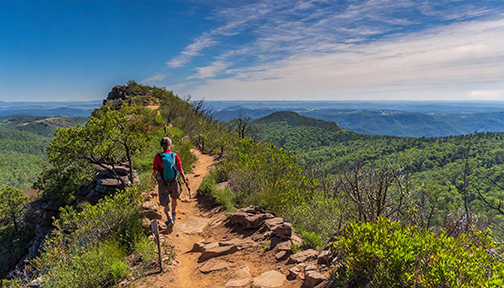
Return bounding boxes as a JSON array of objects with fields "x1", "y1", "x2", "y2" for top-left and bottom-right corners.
[
  {"x1": 175, "y1": 154, "x2": 189, "y2": 184},
  {"x1": 179, "y1": 169, "x2": 189, "y2": 184},
  {"x1": 151, "y1": 155, "x2": 160, "y2": 178}
]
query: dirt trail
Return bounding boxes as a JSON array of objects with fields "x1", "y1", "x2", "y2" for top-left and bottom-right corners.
[{"x1": 135, "y1": 150, "x2": 303, "y2": 288}]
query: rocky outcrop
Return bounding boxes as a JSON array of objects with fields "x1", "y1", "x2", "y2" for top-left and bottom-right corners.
[
  {"x1": 104, "y1": 85, "x2": 159, "y2": 107},
  {"x1": 230, "y1": 205, "x2": 276, "y2": 229},
  {"x1": 85, "y1": 164, "x2": 140, "y2": 204}
]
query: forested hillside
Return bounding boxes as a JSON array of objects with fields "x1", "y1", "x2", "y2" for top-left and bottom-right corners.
[
  {"x1": 0, "y1": 116, "x2": 87, "y2": 189},
  {"x1": 215, "y1": 106, "x2": 504, "y2": 137},
  {"x1": 253, "y1": 111, "x2": 504, "y2": 235},
  {"x1": 3, "y1": 84, "x2": 504, "y2": 287}
]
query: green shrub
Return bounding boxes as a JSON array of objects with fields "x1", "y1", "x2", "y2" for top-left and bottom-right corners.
[
  {"x1": 198, "y1": 175, "x2": 217, "y2": 196},
  {"x1": 299, "y1": 230, "x2": 324, "y2": 251},
  {"x1": 134, "y1": 235, "x2": 157, "y2": 264},
  {"x1": 40, "y1": 240, "x2": 128, "y2": 288},
  {"x1": 213, "y1": 187, "x2": 236, "y2": 211},
  {"x1": 198, "y1": 174, "x2": 235, "y2": 210},
  {"x1": 330, "y1": 217, "x2": 504, "y2": 287}
]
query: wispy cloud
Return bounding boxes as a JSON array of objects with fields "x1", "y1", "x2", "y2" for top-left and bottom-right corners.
[
  {"x1": 185, "y1": 15, "x2": 504, "y2": 100},
  {"x1": 166, "y1": 0, "x2": 504, "y2": 100},
  {"x1": 188, "y1": 61, "x2": 229, "y2": 79},
  {"x1": 140, "y1": 73, "x2": 167, "y2": 85}
]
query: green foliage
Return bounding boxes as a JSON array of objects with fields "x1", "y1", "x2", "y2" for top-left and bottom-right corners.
[
  {"x1": 0, "y1": 186, "x2": 29, "y2": 231},
  {"x1": 198, "y1": 174, "x2": 235, "y2": 210},
  {"x1": 134, "y1": 235, "x2": 157, "y2": 264},
  {"x1": 40, "y1": 240, "x2": 129, "y2": 288},
  {"x1": 330, "y1": 218, "x2": 504, "y2": 287},
  {"x1": 0, "y1": 187, "x2": 33, "y2": 277},
  {"x1": 34, "y1": 187, "x2": 146, "y2": 286},
  {"x1": 222, "y1": 139, "x2": 318, "y2": 211},
  {"x1": 299, "y1": 230, "x2": 324, "y2": 251}
]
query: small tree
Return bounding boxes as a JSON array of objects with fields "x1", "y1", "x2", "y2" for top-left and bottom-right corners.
[
  {"x1": 0, "y1": 186, "x2": 29, "y2": 231},
  {"x1": 46, "y1": 104, "x2": 158, "y2": 186}
]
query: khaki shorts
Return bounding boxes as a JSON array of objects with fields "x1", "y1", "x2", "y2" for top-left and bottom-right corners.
[{"x1": 157, "y1": 174, "x2": 181, "y2": 206}]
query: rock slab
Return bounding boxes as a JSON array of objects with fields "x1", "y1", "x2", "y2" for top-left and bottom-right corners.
[
  {"x1": 287, "y1": 249, "x2": 319, "y2": 264},
  {"x1": 252, "y1": 270, "x2": 286, "y2": 288}
]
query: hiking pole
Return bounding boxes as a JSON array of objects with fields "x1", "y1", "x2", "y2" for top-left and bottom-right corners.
[{"x1": 186, "y1": 180, "x2": 191, "y2": 199}]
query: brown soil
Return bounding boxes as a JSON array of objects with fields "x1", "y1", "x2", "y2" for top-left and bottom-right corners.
[{"x1": 134, "y1": 150, "x2": 304, "y2": 288}]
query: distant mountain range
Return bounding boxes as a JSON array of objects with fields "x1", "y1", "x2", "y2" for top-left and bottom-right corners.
[
  {"x1": 211, "y1": 101, "x2": 504, "y2": 137},
  {"x1": 0, "y1": 100, "x2": 101, "y2": 117}
]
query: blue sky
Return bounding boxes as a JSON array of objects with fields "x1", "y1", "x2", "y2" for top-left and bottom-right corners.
[{"x1": 1, "y1": 0, "x2": 504, "y2": 101}]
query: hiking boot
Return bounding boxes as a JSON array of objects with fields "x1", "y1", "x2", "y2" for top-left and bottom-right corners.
[{"x1": 165, "y1": 219, "x2": 174, "y2": 228}]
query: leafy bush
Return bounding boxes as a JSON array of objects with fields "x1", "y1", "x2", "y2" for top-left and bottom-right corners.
[
  {"x1": 134, "y1": 235, "x2": 157, "y2": 265},
  {"x1": 33, "y1": 187, "x2": 147, "y2": 287},
  {"x1": 299, "y1": 230, "x2": 324, "y2": 251},
  {"x1": 330, "y1": 217, "x2": 504, "y2": 287},
  {"x1": 198, "y1": 174, "x2": 235, "y2": 210},
  {"x1": 40, "y1": 240, "x2": 129, "y2": 288}
]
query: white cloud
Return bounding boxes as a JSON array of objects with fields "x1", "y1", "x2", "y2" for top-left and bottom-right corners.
[
  {"x1": 166, "y1": 34, "x2": 216, "y2": 68},
  {"x1": 140, "y1": 73, "x2": 166, "y2": 85},
  {"x1": 184, "y1": 15, "x2": 504, "y2": 100},
  {"x1": 188, "y1": 61, "x2": 229, "y2": 79}
]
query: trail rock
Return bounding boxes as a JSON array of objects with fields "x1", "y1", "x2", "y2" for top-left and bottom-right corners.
[
  {"x1": 226, "y1": 278, "x2": 251, "y2": 288},
  {"x1": 263, "y1": 217, "x2": 292, "y2": 239},
  {"x1": 234, "y1": 266, "x2": 251, "y2": 279},
  {"x1": 200, "y1": 261, "x2": 230, "y2": 273},
  {"x1": 317, "y1": 250, "x2": 332, "y2": 265},
  {"x1": 177, "y1": 216, "x2": 210, "y2": 234},
  {"x1": 191, "y1": 242, "x2": 213, "y2": 252},
  {"x1": 291, "y1": 234, "x2": 303, "y2": 247},
  {"x1": 275, "y1": 250, "x2": 290, "y2": 261},
  {"x1": 287, "y1": 249, "x2": 319, "y2": 264},
  {"x1": 138, "y1": 201, "x2": 162, "y2": 220},
  {"x1": 99, "y1": 178, "x2": 123, "y2": 187},
  {"x1": 216, "y1": 181, "x2": 230, "y2": 190},
  {"x1": 200, "y1": 245, "x2": 239, "y2": 261},
  {"x1": 230, "y1": 206, "x2": 275, "y2": 229},
  {"x1": 252, "y1": 270, "x2": 286, "y2": 288},
  {"x1": 304, "y1": 271, "x2": 328, "y2": 288},
  {"x1": 287, "y1": 264, "x2": 305, "y2": 280}
]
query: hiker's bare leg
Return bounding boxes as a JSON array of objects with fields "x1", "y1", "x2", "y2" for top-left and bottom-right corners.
[
  {"x1": 164, "y1": 205, "x2": 171, "y2": 220},
  {"x1": 171, "y1": 198, "x2": 177, "y2": 214}
]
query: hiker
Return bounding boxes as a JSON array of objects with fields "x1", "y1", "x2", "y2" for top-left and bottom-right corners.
[{"x1": 151, "y1": 137, "x2": 189, "y2": 228}]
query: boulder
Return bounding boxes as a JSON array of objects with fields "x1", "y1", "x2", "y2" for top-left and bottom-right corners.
[
  {"x1": 199, "y1": 239, "x2": 256, "y2": 261},
  {"x1": 138, "y1": 201, "x2": 162, "y2": 220},
  {"x1": 287, "y1": 249, "x2": 319, "y2": 264},
  {"x1": 252, "y1": 270, "x2": 286, "y2": 288},
  {"x1": 317, "y1": 250, "x2": 332, "y2": 265},
  {"x1": 200, "y1": 245, "x2": 239, "y2": 261},
  {"x1": 262, "y1": 217, "x2": 292, "y2": 239},
  {"x1": 200, "y1": 261, "x2": 230, "y2": 273},
  {"x1": 304, "y1": 271, "x2": 328, "y2": 288},
  {"x1": 287, "y1": 264, "x2": 305, "y2": 280},
  {"x1": 230, "y1": 206, "x2": 275, "y2": 229},
  {"x1": 99, "y1": 178, "x2": 123, "y2": 187},
  {"x1": 216, "y1": 181, "x2": 230, "y2": 190}
]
